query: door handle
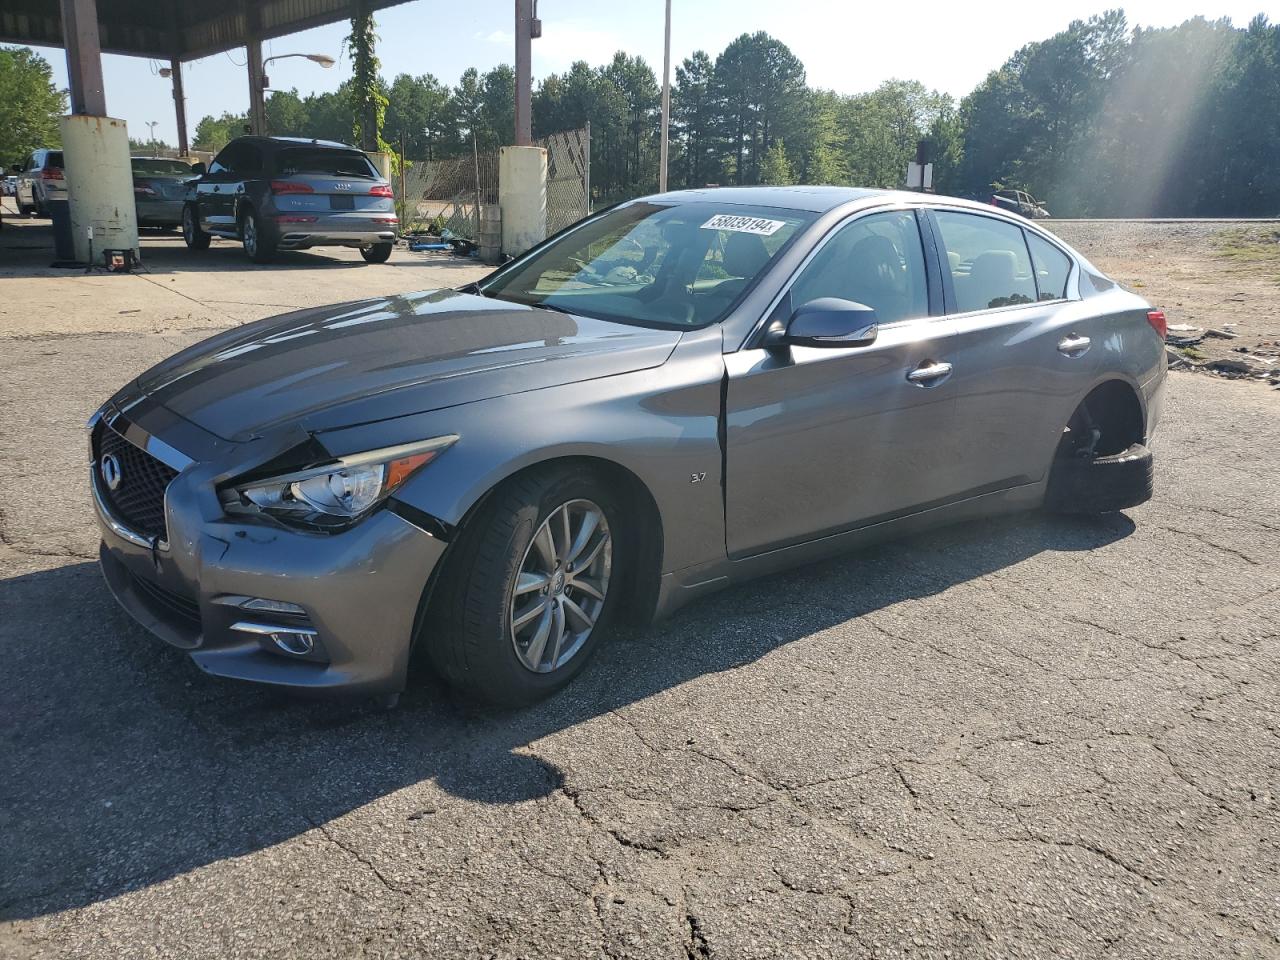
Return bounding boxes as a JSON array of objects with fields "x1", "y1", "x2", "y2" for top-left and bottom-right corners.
[
  {"x1": 907, "y1": 361, "x2": 953, "y2": 387},
  {"x1": 1057, "y1": 334, "x2": 1091, "y2": 357}
]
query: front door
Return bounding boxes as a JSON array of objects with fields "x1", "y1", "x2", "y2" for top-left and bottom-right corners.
[{"x1": 725, "y1": 209, "x2": 958, "y2": 559}]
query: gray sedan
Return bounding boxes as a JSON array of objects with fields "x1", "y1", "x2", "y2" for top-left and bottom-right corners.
[
  {"x1": 90, "y1": 187, "x2": 1165, "y2": 705},
  {"x1": 132, "y1": 157, "x2": 201, "y2": 227}
]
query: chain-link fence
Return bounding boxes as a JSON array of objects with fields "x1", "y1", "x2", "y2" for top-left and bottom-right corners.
[
  {"x1": 394, "y1": 150, "x2": 498, "y2": 239},
  {"x1": 392, "y1": 125, "x2": 589, "y2": 243},
  {"x1": 536, "y1": 125, "x2": 591, "y2": 235}
]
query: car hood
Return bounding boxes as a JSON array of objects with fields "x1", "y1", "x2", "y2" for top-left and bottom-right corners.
[{"x1": 132, "y1": 290, "x2": 683, "y2": 442}]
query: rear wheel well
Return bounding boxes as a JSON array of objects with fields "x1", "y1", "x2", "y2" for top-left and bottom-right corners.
[{"x1": 1061, "y1": 380, "x2": 1145, "y2": 459}]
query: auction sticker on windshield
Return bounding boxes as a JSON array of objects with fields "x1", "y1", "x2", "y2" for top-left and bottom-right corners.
[{"x1": 700, "y1": 214, "x2": 787, "y2": 236}]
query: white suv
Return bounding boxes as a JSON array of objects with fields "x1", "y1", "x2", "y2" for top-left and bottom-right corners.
[{"x1": 15, "y1": 149, "x2": 67, "y2": 217}]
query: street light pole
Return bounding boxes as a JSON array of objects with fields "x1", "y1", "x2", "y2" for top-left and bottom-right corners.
[
  {"x1": 145, "y1": 120, "x2": 158, "y2": 154},
  {"x1": 659, "y1": 0, "x2": 671, "y2": 192}
]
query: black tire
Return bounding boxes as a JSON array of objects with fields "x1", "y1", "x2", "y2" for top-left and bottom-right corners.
[
  {"x1": 423, "y1": 465, "x2": 628, "y2": 705},
  {"x1": 361, "y1": 242, "x2": 394, "y2": 264},
  {"x1": 182, "y1": 205, "x2": 211, "y2": 250},
  {"x1": 1045, "y1": 442, "x2": 1154, "y2": 514},
  {"x1": 240, "y1": 207, "x2": 277, "y2": 264},
  {"x1": 18, "y1": 203, "x2": 34, "y2": 217}
]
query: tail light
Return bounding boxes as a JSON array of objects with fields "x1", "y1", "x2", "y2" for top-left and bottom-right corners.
[
  {"x1": 42, "y1": 167, "x2": 62, "y2": 180},
  {"x1": 368, "y1": 184, "x2": 393, "y2": 198},
  {"x1": 271, "y1": 180, "x2": 313, "y2": 194},
  {"x1": 1146, "y1": 309, "x2": 1167, "y2": 339}
]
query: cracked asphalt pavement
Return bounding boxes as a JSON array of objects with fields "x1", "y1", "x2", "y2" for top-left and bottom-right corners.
[{"x1": 2, "y1": 215, "x2": 1279, "y2": 958}]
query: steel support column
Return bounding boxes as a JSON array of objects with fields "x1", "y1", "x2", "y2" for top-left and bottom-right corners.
[
  {"x1": 59, "y1": 0, "x2": 107, "y2": 115},
  {"x1": 514, "y1": 0, "x2": 533, "y2": 146}
]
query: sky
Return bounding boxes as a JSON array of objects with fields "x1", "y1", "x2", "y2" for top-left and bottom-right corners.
[{"x1": 20, "y1": 0, "x2": 1274, "y2": 146}]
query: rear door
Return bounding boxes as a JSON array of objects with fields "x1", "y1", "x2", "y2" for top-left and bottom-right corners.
[
  {"x1": 724, "y1": 208, "x2": 959, "y2": 558},
  {"x1": 925, "y1": 207, "x2": 1101, "y2": 494}
]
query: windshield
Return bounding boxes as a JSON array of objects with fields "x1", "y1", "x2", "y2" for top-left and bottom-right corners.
[
  {"x1": 481, "y1": 201, "x2": 815, "y2": 329},
  {"x1": 274, "y1": 148, "x2": 378, "y2": 178},
  {"x1": 131, "y1": 158, "x2": 195, "y2": 176}
]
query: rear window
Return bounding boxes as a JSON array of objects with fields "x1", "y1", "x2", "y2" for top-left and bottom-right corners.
[
  {"x1": 46, "y1": 151, "x2": 64, "y2": 169},
  {"x1": 274, "y1": 148, "x2": 378, "y2": 179},
  {"x1": 131, "y1": 158, "x2": 195, "y2": 176}
]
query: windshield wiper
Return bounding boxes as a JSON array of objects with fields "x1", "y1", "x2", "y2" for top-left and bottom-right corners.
[
  {"x1": 457, "y1": 281, "x2": 487, "y2": 297},
  {"x1": 530, "y1": 301, "x2": 574, "y2": 316}
]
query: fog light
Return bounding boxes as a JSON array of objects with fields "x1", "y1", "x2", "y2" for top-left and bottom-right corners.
[
  {"x1": 269, "y1": 630, "x2": 315, "y2": 656},
  {"x1": 230, "y1": 621, "x2": 318, "y2": 657}
]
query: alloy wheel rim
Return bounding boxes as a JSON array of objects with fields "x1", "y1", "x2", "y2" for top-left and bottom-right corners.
[
  {"x1": 183, "y1": 208, "x2": 193, "y2": 242},
  {"x1": 244, "y1": 215, "x2": 257, "y2": 255},
  {"x1": 510, "y1": 498, "x2": 612, "y2": 674}
]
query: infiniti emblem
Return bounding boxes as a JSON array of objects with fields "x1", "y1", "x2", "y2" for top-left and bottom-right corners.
[{"x1": 100, "y1": 453, "x2": 123, "y2": 491}]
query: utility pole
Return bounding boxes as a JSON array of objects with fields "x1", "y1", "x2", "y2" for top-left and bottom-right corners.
[
  {"x1": 659, "y1": 0, "x2": 671, "y2": 192},
  {"x1": 170, "y1": 59, "x2": 189, "y2": 156},
  {"x1": 514, "y1": 0, "x2": 539, "y2": 145}
]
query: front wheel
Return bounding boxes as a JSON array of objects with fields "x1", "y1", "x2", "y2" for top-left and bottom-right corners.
[
  {"x1": 182, "y1": 205, "x2": 210, "y2": 250},
  {"x1": 361, "y1": 242, "x2": 394, "y2": 263},
  {"x1": 424, "y1": 467, "x2": 624, "y2": 705}
]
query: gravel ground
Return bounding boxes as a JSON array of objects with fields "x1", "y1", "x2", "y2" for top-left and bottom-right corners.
[
  {"x1": 1049, "y1": 219, "x2": 1280, "y2": 380},
  {"x1": 2, "y1": 212, "x2": 1280, "y2": 959}
]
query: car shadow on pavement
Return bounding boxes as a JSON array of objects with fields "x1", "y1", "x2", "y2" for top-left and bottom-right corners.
[{"x1": 0, "y1": 511, "x2": 1133, "y2": 921}]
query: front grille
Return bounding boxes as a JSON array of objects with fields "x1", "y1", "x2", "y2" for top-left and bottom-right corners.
[
  {"x1": 95, "y1": 424, "x2": 179, "y2": 541},
  {"x1": 129, "y1": 569, "x2": 201, "y2": 627}
]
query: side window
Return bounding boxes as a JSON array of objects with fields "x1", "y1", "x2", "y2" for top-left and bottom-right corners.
[
  {"x1": 239, "y1": 145, "x2": 264, "y2": 176},
  {"x1": 934, "y1": 211, "x2": 1037, "y2": 313},
  {"x1": 1025, "y1": 231, "x2": 1072, "y2": 301},
  {"x1": 208, "y1": 146, "x2": 235, "y2": 175},
  {"x1": 789, "y1": 211, "x2": 929, "y2": 325}
]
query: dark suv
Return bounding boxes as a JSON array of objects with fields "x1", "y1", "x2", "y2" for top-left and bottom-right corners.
[{"x1": 182, "y1": 136, "x2": 399, "y2": 264}]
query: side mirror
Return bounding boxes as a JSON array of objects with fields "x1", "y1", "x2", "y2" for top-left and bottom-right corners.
[
  {"x1": 190, "y1": 161, "x2": 206, "y2": 175},
  {"x1": 781, "y1": 298, "x2": 879, "y2": 348}
]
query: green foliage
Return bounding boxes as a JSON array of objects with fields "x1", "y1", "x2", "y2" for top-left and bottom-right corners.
[
  {"x1": 760, "y1": 139, "x2": 794, "y2": 185},
  {"x1": 385, "y1": 73, "x2": 450, "y2": 158},
  {"x1": 193, "y1": 111, "x2": 249, "y2": 153},
  {"x1": 347, "y1": 9, "x2": 388, "y2": 152},
  {"x1": 0, "y1": 47, "x2": 67, "y2": 167},
  {"x1": 128, "y1": 137, "x2": 175, "y2": 154}
]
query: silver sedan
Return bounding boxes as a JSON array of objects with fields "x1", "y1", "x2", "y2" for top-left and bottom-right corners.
[{"x1": 90, "y1": 187, "x2": 1165, "y2": 705}]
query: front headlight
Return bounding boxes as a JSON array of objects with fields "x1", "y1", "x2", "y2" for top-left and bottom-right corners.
[{"x1": 222, "y1": 435, "x2": 458, "y2": 529}]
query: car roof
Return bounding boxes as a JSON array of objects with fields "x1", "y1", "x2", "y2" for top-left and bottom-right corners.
[
  {"x1": 644, "y1": 185, "x2": 892, "y2": 213},
  {"x1": 227, "y1": 135, "x2": 361, "y2": 152},
  {"x1": 640, "y1": 185, "x2": 1013, "y2": 216}
]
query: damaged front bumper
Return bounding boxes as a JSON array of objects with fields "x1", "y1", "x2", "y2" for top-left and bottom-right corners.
[{"x1": 92, "y1": 410, "x2": 447, "y2": 696}]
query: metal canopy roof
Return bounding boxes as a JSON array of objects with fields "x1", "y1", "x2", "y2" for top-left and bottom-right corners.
[{"x1": 1, "y1": 0, "x2": 414, "y2": 61}]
